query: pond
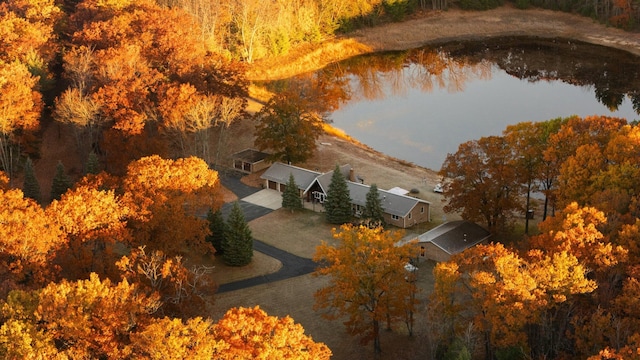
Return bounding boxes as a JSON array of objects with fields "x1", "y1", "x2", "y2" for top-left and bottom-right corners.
[{"x1": 272, "y1": 37, "x2": 640, "y2": 171}]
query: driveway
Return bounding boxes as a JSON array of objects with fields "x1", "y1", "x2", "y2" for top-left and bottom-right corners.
[{"x1": 217, "y1": 174, "x2": 317, "y2": 293}]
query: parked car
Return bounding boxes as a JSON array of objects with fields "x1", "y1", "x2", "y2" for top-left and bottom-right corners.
[{"x1": 433, "y1": 183, "x2": 443, "y2": 193}]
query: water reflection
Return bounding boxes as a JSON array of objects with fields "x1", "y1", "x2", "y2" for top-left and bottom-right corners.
[{"x1": 264, "y1": 37, "x2": 640, "y2": 170}]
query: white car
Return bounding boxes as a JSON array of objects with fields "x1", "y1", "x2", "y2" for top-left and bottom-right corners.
[{"x1": 433, "y1": 183, "x2": 443, "y2": 193}]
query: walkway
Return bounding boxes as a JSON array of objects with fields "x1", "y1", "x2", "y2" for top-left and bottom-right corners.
[{"x1": 217, "y1": 174, "x2": 317, "y2": 293}]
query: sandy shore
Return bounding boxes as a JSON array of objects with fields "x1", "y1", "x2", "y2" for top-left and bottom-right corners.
[{"x1": 248, "y1": 5, "x2": 640, "y2": 81}]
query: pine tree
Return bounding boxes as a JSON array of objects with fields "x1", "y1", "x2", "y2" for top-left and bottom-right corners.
[
  {"x1": 363, "y1": 183, "x2": 385, "y2": 227},
  {"x1": 222, "y1": 202, "x2": 253, "y2": 266},
  {"x1": 22, "y1": 157, "x2": 41, "y2": 203},
  {"x1": 324, "y1": 164, "x2": 352, "y2": 224},
  {"x1": 282, "y1": 173, "x2": 302, "y2": 212},
  {"x1": 50, "y1": 161, "x2": 72, "y2": 201},
  {"x1": 86, "y1": 151, "x2": 101, "y2": 175},
  {"x1": 206, "y1": 208, "x2": 227, "y2": 255}
]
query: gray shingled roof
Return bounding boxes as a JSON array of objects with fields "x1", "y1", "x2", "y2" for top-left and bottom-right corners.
[
  {"x1": 231, "y1": 148, "x2": 270, "y2": 163},
  {"x1": 348, "y1": 182, "x2": 429, "y2": 217},
  {"x1": 260, "y1": 162, "x2": 320, "y2": 190},
  {"x1": 315, "y1": 164, "x2": 352, "y2": 194},
  {"x1": 417, "y1": 220, "x2": 491, "y2": 255}
]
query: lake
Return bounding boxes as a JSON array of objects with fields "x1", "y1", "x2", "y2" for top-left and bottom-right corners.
[{"x1": 292, "y1": 37, "x2": 640, "y2": 171}]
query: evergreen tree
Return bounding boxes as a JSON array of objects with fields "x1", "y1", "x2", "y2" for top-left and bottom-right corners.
[
  {"x1": 22, "y1": 157, "x2": 41, "y2": 204},
  {"x1": 222, "y1": 202, "x2": 253, "y2": 266},
  {"x1": 282, "y1": 173, "x2": 302, "y2": 212},
  {"x1": 86, "y1": 151, "x2": 101, "y2": 175},
  {"x1": 324, "y1": 164, "x2": 352, "y2": 224},
  {"x1": 50, "y1": 161, "x2": 72, "y2": 201},
  {"x1": 362, "y1": 183, "x2": 385, "y2": 227},
  {"x1": 206, "y1": 208, "x2": 227, "y2": 255}
]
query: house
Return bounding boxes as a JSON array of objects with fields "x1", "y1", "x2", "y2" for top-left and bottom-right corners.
[
  {"x1": 231, "y1": 149, "x2": 271, "y2": 174},
  {"x1": 260, "y1": 162, "x2": 431, "y2": 228},
  {"x1": 413, "y1": 220, "x2": 491, "y2": 262}
]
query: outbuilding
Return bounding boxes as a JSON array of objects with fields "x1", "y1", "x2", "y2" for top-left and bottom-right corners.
[
  {"x1": 231, "y1": 149, "x2": 271, "y2": 174},
  {"x1": 415, "y1": 220, "x2": 491, "y2": 262}
]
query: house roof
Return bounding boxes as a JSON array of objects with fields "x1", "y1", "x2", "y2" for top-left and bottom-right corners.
[
  {"x1": 348, "y1": 182, "x2": 429, "y2": 218},
  {"x1": 313, "y1": 164, "x2": 352, "y2": 195},
  {"x1": 417, "y1": 220, "x2": 491, "y2": 255},
  {"x1": 231, "y1": 149, "x2": 270, "y2": 163},
  {"x1": 261, "y1": 162, "x2": 320, "y2": 190}
]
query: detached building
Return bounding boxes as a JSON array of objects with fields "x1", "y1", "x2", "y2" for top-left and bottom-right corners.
[
  {"x1": 231, "y1": 149, "x2": 271, "y2": 174},
  {"x1": 414, "y1": 220, "x2": 491, "y2": 262},
  {"x1": 260, "y1": 162, "x2": 430, "y2": 229}
]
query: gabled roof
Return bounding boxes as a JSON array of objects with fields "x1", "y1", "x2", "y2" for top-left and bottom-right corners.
[
  {"x1": 348, "y1": 182, "x2": 429, "y2": 218},
  {"x1": 313, "y1": 164, "x2": 352, "y2": 195},
  {"x1": 417, "y1": 220, "x2": 491, "y2": 255},
  {"x1": 231, "y1": 148, "x2": 270, "y2": 163},
  {"x1": 261, "y1": 162, "x2": 320, "y2": 190}
]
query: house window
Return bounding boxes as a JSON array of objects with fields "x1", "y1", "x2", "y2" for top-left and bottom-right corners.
[
  {"x1": 408, "y1": 213, "x2": 412, "y2": 219},
  {"x1": 391, "y1": 214, "x2": 400, "y2": 221},
  {"x1": 421, "y1": 206, "x2": 424, "y2": 213}
]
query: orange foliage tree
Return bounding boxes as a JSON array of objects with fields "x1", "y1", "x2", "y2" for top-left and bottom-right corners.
[
  {"x1": 0, "y1": 188, "x2": 63, "y2": 297},
  {"x1": 439, "y1": 135, "x2": 522, "y2": 234},
  {"x1": 122, "y1": 155, "x2": 222, "y2": 256},
  {"x1": 314, "y1": 224, "x2": 418, "y2": 354},
  {"x1": 211, "y1": 306, "x2": 332, "y2": 359},
  {"x1": 45, "y1": 185, "x2": 132, "y2": 280}
]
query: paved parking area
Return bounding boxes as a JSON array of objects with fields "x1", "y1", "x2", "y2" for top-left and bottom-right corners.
[{"x1": 241, "y1": 189, "x2": 282, "y2": 210}]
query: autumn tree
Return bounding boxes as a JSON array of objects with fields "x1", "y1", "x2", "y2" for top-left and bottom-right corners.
[
  {"x1": 211, "y1": 306, "x2": 332, "y2": 359},
  {"x1": 0, "y1": 188, "x2": 63, "y2": 297},
  {"x1": 439, "y1": 135, "x2": 522, "y2": 234},
  {"x1": 222, "y1": 201, "x2": 253, "y2": 266},
  {"x1": 0, "y1": 273, "x2": 160, "y2": 359},
  {"x1": 324, "y1": 164, "x2": 352, "y2": 224},
  {"x1": 21, "y1": 157, "x2": 40, "y2": 203},
  {"x1": 46, "y1": 184, "x2": 132, "y2": 280},
  {"x1": 314, "y1": 224, "x2": 418, "y2": 354},
  {"x1": 122, "y1": 155, "x2": 222, "y2": 256},
  {"x1": 50, "y1": 161, "x2": 72, "y2": 201},
  {"x1": 544, "y1": 115, "x2": 627, "y2": 213},
  {"x1": 0, "y1": 61, "x2": 41, "y2": 181},
  {"x1": 254, "y1": 90, "x2": 324, "y2": 165},
  {"x1": 362, "y1": 183, "x2": 385, "y2": 227},
  {"x1": 282, "y1": 173, "x2": 302, "y2": 211},
  {"x1": 116, "y1": 247, "x2": 215, "y2": 319},
  {"x1": 430, "y1": 241, "x2": 597, "y2": 359},
  {"x1": 503, "y1": 121, "x2": 545, "y2": 234},
  {"x1": 206, "y1": 208, "x2": 226, "y2": 255}
]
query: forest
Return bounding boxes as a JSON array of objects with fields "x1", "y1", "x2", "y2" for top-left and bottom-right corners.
[{"x1": 1, "y1": 0, "x2": 640, "y2": 358}]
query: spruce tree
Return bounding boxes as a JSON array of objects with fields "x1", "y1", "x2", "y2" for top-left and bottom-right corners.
[
  {"x1": 86, "y1": 151, "x2": 101, "y2": 175},
  {"x1": 363, "y1": 183, "x2": 385, "y2": 227},
  {"x1": 50, "y1": 161, "x2": 72, "y2": 201},
  {"x1": 282, "y1": 173, "x2": 302, "y2": 212},
  {"x1": 22, "y1": 157, "x2": 41, "y2": 203},
  {"x1": 206, "y1": 208, "x2": 227, "y2": 255},
  {"x1": 324, "y1": 164, "x2": 352, "y2": 224},
  {"x1": 222, "y1": 202, "x2": 253, "y2": 266}
]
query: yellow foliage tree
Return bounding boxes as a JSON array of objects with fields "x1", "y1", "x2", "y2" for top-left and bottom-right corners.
[{"x1": 314, "y1": 224, "x2": 418, "y2": 354}]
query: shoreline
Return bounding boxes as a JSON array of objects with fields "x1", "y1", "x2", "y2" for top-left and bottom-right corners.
[{"x1": 247, "y1": 5, "x2": 640, "y2": 81}]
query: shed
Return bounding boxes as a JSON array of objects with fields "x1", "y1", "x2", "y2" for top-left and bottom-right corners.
[
  {"x1": 231, "y1": 149, "x2": 271, "y2": 174},
  {"x1": 415, "y1": 220, "x2": 491, "y2": 262}
]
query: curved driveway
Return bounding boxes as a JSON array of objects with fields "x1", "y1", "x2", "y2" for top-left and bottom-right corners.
[{"x1": 217, "y1": 174, "x2": 317, "y2": 293}]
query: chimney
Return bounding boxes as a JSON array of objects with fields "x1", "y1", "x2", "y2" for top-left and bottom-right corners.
[{"x1": 349, "y1": 168, "x2": 356, "y2": 182}]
